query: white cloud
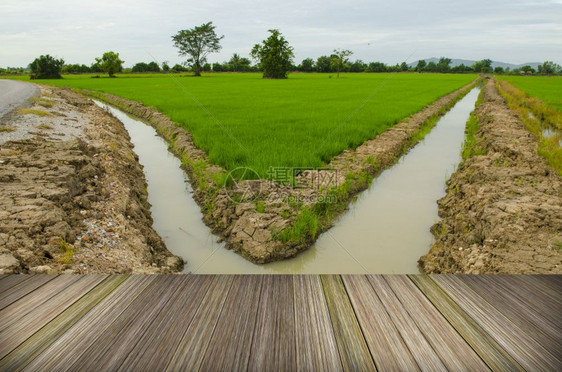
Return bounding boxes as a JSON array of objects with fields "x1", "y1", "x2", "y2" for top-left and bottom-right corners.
[{"x1": 0, "y1": 0, "x2": 560, "y2": 67}]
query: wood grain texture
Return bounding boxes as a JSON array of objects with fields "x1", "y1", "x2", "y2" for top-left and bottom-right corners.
[
  {"x1": 0, "y1": 275, "x2": 104, "y2": 360},
  {"x1": 384, "y1": 275, "x2": 489, "y2": 371},
  {"x1": 0, "y1": 274, "x2": 557, "y2": 371},
  {"x1": 460, "y1": 275, "x2": 562, "y2": 361},
  {"x1": 321, "y1": 275, "x2": 375, "y2": 372},
  {"x1": 67, "y1": 275, "x2": 187, "y2": 371},
  {"x1": 248, "y1": 275, "x2": 296, "y2": 371},
  {"x1": 24, "y1": 275, "x2": 155, "y2": 371},
  {"x1": 343, "y1": 275, "x2": 419, "y2": 371},
  {"x1": 366, "y1": 275, "x2": 447, "y2": 371},
  {"x1": 166, "y1": 275, "x2": 234, "y2": 371},
  {"x1": 198, "y1": 275, "x2": 263, "y2": 371},
  {"x1": 294, "y1": 275, "x2": 343, "y2": 371},
  {"x1": 433, "y1": 275, "x2": 562, "y2": 371},
  {"x1": 0, "y1": 275, "x2": 55, "y2": 311},
  {"x1": 118, "y1": 275, "x2": 212, "y2": 372},
  {"x1": 409, "y1": 275, "x2": 523, "y2": 371},
  {"x1": 0, "y1": 275, "x2": 76, "y2": 331},
  {"x1": 0, "y1": 275, "x2": 128, "y2": 372}
]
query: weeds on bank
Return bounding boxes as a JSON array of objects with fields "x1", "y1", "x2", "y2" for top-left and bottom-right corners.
[
  {"x1": 0, "y1": 126, "x2": 15, "y2": 132},
  {"x1": 17, "y1": 108, "x2": 53, "y2": 117},
  {"x1": 32, "y1": 97, "x2": 56, "y2": 108},
  {"x1": 58, "y1": 237, "x2": 74, "y2": 265},
  {"x1": 497, "y1": 80, "x2": 562, "y2": 175},
  {"x1": 461, "y1": 89, "x2": 486, "y2": 159}
]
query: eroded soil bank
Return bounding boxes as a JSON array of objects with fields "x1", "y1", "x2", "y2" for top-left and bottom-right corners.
[
  {"x1": 0, "y1": 85, "x2": 182, "y2": 274},
  {"x1": 420, "y1": 79, "x2": 562, "y2": 274},
  {"x1": 87, "y1": 80, "x2": 477, "y2": 264}
]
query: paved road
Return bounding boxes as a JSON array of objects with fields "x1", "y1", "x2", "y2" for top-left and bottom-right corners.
[{"x1": 0, "y1": 79, "x2": 38, "y2": 121}]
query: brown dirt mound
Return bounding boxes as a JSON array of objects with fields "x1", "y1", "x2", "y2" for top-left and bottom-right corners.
[
  {"x1": 420, "y1": 79, "x2": 562, "y2": 274},
  {"x1": 0, "y1": 86, "x2": 182, "y2": 273}
]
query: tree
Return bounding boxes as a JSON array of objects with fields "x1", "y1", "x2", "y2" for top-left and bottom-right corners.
[
  {"x1": 425, "y1": 61, "x2": 438, "y2": 72},
  {"x1": 29, "y1": 55, "x2": 64, "y2": 79},
  {"x1": 299, "y1": 58, "x2": 315, "y2": 72},
  {"x1": 316, "y1": 56, "x2": 332, "y2": 72},
  {"x1": 251, "y1": 29, "x2": 294, "y2": 79},
  {"x1": 95, "y1": 51, "x2": 123, "y2": 77},
  {"x1": 349, "y1": 60, "x2": 367, "y2": 72},
  {"x1": 172, "y1": 22, "x2": 223, "y2": 77},
  {"x1": 161, "y1": 61, "x2": 170, "y2": 72},
  {"x1": 472, "y1": 59, "x2": 492, "y2": 73},
  {"x1": 538, "y1": 61, "x2": 561, "y2": 74},
  {"x1": 400, "y1": 62, "x2": 409, "y2": 72},
  {"x1": 415, "y1": 60, "x2": 426, "y2": 72},
  {"x1": 329, "y1": 49, "x2": 353, "y2": 78},
  {"x1": 437, "y1": 57, "x2": 452, "y2": 73},
  {"x1": 520, "y1": 65, "x2": 535, "y2": 74},
  {"x1": 494, "y1": 66, "x2": 504, "y2": 74},
  {"x1": 366, "y1": 62, "x2": 387, "y2": 73}
]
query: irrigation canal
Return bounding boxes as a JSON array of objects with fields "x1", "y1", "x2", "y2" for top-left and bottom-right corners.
[{"x1": 94, "y1": 88, "x2": 480, "y2": 274}]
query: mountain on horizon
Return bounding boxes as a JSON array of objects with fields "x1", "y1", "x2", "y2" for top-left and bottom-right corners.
[{"x1": 408, "y1": 58, "x2": 541, "y2": 70}]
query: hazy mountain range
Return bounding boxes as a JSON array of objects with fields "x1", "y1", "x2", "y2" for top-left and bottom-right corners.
[{"x1": 409, "y1": 58, "x2": 541, "y2": 70}]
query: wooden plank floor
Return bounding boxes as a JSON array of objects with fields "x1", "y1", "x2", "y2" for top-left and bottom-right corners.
[{"x1": 0, "y1": 275, "x2": 560, "y2": 371}]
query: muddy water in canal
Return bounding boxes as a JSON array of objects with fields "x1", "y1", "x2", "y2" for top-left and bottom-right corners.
[{"x1": 94, "y1": 88, "x2": 480, "y2": 274}]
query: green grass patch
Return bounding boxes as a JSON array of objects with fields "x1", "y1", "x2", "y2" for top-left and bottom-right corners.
[
  {"x1": 14, "y1": 72, "x2": 475, "y2": 179},
  {"x1": 497, "y1": 80, "x2": 561, "y2": 175},
  {"x1": 461, "y1": 90, "x2": 486, "y2": 159},
  {"x1": 499, "y1": 75, "x2": 562, "y2": 112},
  {"x1": 276, "y1": 207, "x2": 318, "y2": 244}
]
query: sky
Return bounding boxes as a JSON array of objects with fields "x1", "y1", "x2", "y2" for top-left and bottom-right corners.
[{"x1": 1, "y1": 0, "x2": 561, "y2": 68}]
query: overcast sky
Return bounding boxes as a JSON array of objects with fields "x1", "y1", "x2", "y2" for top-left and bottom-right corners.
[{"x1": 1, "y1": 0, "x2": 561, "y2": 67}]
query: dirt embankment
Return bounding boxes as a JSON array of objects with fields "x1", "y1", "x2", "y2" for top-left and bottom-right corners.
[
  {"x1": 0, "y1": 86, "x2": 183, "y2": 274},
  {"x1": 420, "y1": 79, "x2": 562, "y2": 274},
  {"x1": 87, "y1": 81, "x2": 477, "y2": 264}
]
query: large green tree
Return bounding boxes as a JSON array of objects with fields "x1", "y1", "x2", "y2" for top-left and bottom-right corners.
[
  {"x1": 30, "y1": 55, "x2": 64, "y2": 79},
  {"x1": 172, "y1": 22, "x2": 223, "y2": 77},
  {"x1": 330, "y1": 49, "x2": 353, "y2": 78},
  {"x1": 251, "y1": 29, "x2": 294, "y2": 79},
  {"x1": 95, "y1": 51, "x2": 124, "y2": 77}
]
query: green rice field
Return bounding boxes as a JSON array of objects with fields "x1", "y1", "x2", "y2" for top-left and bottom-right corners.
[
  {"x1": 21, "y1": 73, "x2": 476, "y2": 178},
  {"x1": 499, "y1": 75, "x2": 562, "y2": 111}
]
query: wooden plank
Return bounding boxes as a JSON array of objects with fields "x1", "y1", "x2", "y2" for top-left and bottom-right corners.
[
  {"x1": 510, "y1": 276, "x2": 562, "y2": 319},
  {"x1": 0, "y1": 275, "x2": 128, "y2": 371},
  {"x1": 67, "y1": 275, "x2": 187, "y2": 371},
  {"x1": 320, "y1": 275, "x2": 375, "y2": 371},
  {"x1": 0, "y1": 275, "x2": 33, "y2": 299},
  {"x1": 117, "y1": 275, "x2": 212, "y2": 372},
  {"x1": 460, "y1": 275, "x2": 562, "y2": 360},
  {"x1": 166, "y1": 275, "x2": 234, "y2": 371},
  {"x1": 409, "y1": 275, "x2": 523, "y2": 371},
  {"x1": 0, "y1": 275, "x2": 55, "y2": 311},
  {"x1": 433, "y1": 275, "x2": 561, "y2": 371},
  {"x1": 384, "y1": 276, "x2": 489, "y2": 371},
  {"x1": 25, "y1": 275, "x2": 155, "y2": 371},
  {"x1": 294, "y1": 276, "x2": 342, "y2": 371},
  {"x1": 0, "y1": 275, "x2": 105, "y2": 360},
  {"x1": 198, "y1": 275, "x2": 264, "y2": 371},
  {"x1": 343, "y1": 275, "x2": 419, "y2": 371},
  {"x1": 366, "y1": 275, "x2": 447, "y2": 371},
  {"x1": 248, "y1": 276, "x2": 296, "y2": 371},
  {"x1": 0, "y1": 275, "x2": 77, "y2": 330}
]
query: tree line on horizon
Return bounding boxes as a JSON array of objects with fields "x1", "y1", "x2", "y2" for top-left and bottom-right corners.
[{"x1": 3, "y1": 21, "x2": 561, "y2": 78}]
